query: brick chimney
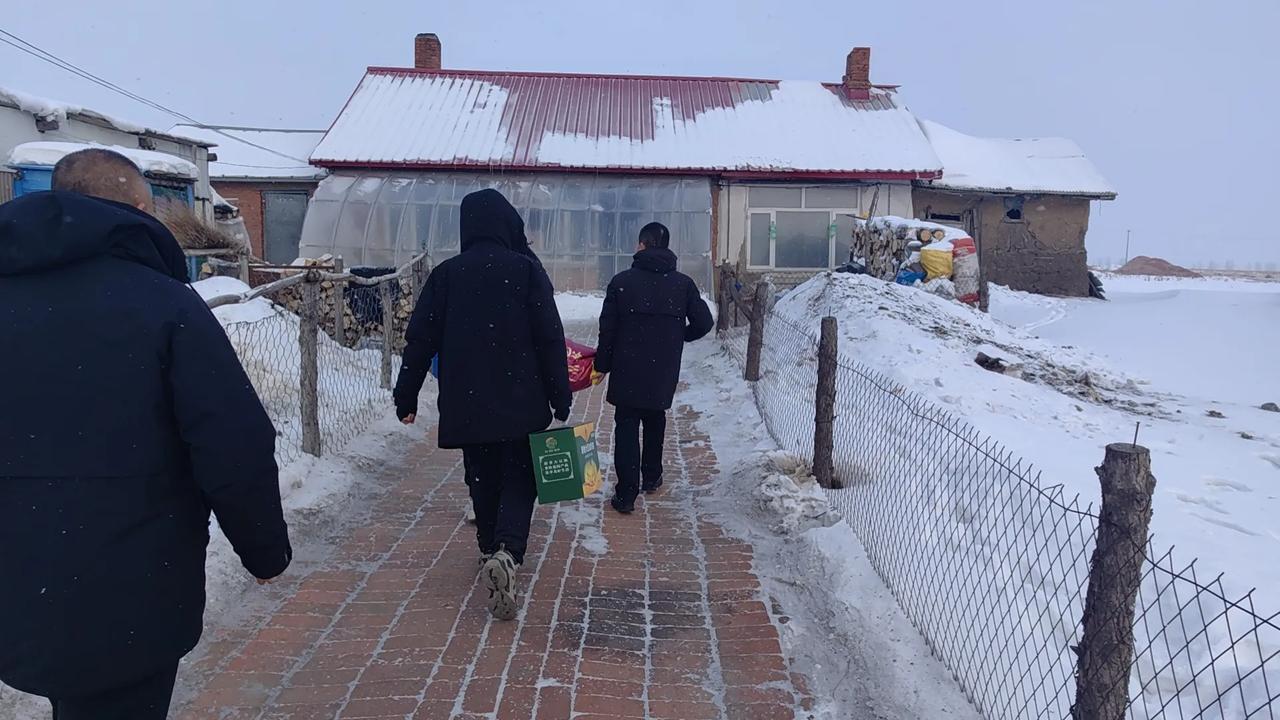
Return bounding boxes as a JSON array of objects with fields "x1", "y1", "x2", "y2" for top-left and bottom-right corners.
[
  {"x1": 843, "y1": 47, "x2": 871, "y2": 100},
  {"x1": 414, "y1": 33, "x2": 441, "y2": 70}
]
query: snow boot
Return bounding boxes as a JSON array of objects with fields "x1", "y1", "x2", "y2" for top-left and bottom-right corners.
[
  {"x1": 481, "y1": 548, "x2": 519, "y2": 621},
  {"x1": 610, "y1": 495, "x2": 635, "y2": 514}
]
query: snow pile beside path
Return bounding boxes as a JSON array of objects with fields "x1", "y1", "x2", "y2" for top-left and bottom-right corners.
[
  {"x1": 677, "y1": 339, "x2": 981, "y2": 719},
  {"x1": 555, "y1": 292, "x2": 604, "y2": 322},
  {"x1": 747, "y1": 451, "x2": 838, "y2": 535}
]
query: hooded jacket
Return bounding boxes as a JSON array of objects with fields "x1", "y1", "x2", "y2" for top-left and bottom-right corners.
[
  {"x1": 595, "y1": 247, "x2": 713, "y2": 410},
  {"x1": 0, "y1": 191, "x2": 291, "y2": 698},
  {"x1": 395, "y1": 189, "x2": 571, "y2": 447}
]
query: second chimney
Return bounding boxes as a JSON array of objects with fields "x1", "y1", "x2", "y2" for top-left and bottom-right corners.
[
  {"x1": 843, "y1": 47, "x2": 871, "y2": 99},
  {"x1": 415, "y1": 33, "x2": 442, "y2": 70}
]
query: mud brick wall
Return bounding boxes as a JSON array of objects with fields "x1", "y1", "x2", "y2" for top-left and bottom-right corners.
[{"x1": 914, "y1": 190, "x2": 1094, "y2": 297}]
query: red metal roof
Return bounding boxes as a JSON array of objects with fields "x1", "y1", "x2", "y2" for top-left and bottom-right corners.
[{"x1": 311, "y1": 67, "x2": 943, "y2": 179}]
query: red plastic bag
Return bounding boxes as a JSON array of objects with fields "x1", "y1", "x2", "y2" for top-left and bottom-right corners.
[{"x1": 565, "y1": 339, "x2": 604, "y2": 393}]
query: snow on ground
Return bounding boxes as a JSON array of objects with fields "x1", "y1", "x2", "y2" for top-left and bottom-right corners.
[
  {"x1": 554, "y1": 291, "x2": 604, "y2": 324},
  {"x1": 775, "y1": 272, "x2": 1280, "y2": 614},
  {"x1": 678, "y1": 338, "x2": 982, "y2": 719}
]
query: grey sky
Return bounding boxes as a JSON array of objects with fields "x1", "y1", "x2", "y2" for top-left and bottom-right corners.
[{"x1": 4, "y1": 0, "x2": 1278, "y2": 267}]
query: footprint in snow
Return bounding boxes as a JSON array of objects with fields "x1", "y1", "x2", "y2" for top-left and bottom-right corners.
[{"x1": 1203, "y1": 477, "x2": 1252, "y2": 493}]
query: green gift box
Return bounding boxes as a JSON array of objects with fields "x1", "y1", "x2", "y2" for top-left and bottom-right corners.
[{"x1": 529, "y1": 422, "x2": 602, "y2": 504}]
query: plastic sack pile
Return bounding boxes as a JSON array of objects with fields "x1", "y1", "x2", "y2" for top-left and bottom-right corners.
[{"x1": 848, "y1": 215, "x2": 981, "y2": 306}]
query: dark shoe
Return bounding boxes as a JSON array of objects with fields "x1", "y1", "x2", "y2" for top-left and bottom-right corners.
[
  {"x1": 610, "y1": 495, "x2": 635, "y2": 514},
  {"x1": 642, "y1": 478, "x2": 665, "y2": 495}
]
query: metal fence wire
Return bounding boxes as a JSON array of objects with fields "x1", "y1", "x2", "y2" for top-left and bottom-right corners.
[
  {"x1": 207, "y1": 257, "x2": 427, "y2": 468},
  {"x1": 723, "y1": 304, "x2": 1279, "y2": 719}
]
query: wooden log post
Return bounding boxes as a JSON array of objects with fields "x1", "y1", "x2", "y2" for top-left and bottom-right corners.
[
  {"x1": 380, "y1": 279, "x2": 395, "y2": 390},
  {"x1": 299, "y1": 274, "x2": 322, "y2": 457},
  {"x1": 331, "y1": 257, "x2": 346, "y2": 344},
  {"x1": 716, "y1": 264, "x2": 731, "y2": 335},
  {"x1": 1072, "y1": 443, "x2": 1157, "y2": 720},
  {"x1": 743, "y1": 281, "x2": 769, "y2": 382},
  {"x1": 813, "y1": 316, "x2": 840, "y2": 489},
  {"x1": 238, "y1": 250, "x2": 250, "y2": 285}
]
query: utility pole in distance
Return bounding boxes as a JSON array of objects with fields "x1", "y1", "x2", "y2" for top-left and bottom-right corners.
[{"x1": 1124, "y1": 230, "x2": 1132, "y2": 265}]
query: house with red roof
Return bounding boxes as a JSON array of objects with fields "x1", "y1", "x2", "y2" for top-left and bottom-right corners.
[{"x1": 299, "y1": 34, "x2": 1113, "y2": 295}]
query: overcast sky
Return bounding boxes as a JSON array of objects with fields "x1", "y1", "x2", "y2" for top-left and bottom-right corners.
[{"x1": 4, "y1": 0, "x2": 1278, "y2": 267}]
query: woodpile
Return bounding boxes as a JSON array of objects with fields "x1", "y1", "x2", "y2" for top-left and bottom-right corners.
[
  {"x1": 274, "y1": 276, "x2": 418, "y2": 352},
  {"x1": 852, "y1": 219, "x2": 912, "y2": 281}
]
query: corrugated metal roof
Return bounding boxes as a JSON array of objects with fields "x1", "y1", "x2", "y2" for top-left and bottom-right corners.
[{"x1": 311, "y1": 68, "x2": 943, "y2": 179}]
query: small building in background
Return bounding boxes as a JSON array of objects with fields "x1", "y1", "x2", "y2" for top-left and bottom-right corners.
[
  {"x1": 170, "y1": 124, "x2": 326, "y2": 264},
  {"x1": 0, "y1": 86, "x2": 213, "y2": 216},
  {"x1": 912, "y1": 121, "x2": 1117, "y2": 297}
]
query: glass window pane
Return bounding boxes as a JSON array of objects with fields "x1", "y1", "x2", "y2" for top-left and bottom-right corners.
[
  {"x1": 560, "y1": 176, "x2": 592, "y2": 210},
  {"x1": 652, "y1": 180, "x2": 681, "y2": 211},
  {"x1": 680, "y1": 178, "x2": 712, "y2": 211},
  {"x1": 556, "y1": 210, "x2": 589, "y2": 253},
  {"x1": 410, "y1": 176, "x2": 442, "y2": 204},
  {"x1": 805, "y1": 186, "x2": 859, "y2": 209},
  {"x1": 749, "y1": 186, "x2": 801, "y2": 208},
  {"x1": 299, "y1": 199, "x2": 342, "y2": 257},
  {"x1": 834, "y1": 213, "x2": 857, "y2": 265},
  {"x1": 775, "y1": 211, "x2": 831, "y2": 268},
  {"x1": 618, "y1": 212, "x2": 647, "y2": 250},
  {"x1": 431, "y1": 204, "x2": 459, "y2": 254},
  {"x1": 594, "y1": 181, "x2": 621, "y2": 211},
  {"x1": 313, "y1": 173, "x2": 357, "y2": 202},
  {"x1": 525, "y1": 208, "x2": 556, "y2": 255},
  {"x1": 749, "y1": 213, "x2": 771, "y2": 267},
  {"x1": 450, "y1": 175, "x2": 478, "y2": 202},
  {"x1": 620, "y1": 181, "x2": 652, "y2": 211},
  {"x1": 400, "y1": 205, "x2": 433, "y2": 253},
  {"x1": 529, "y1": 181, "x2": 560, "y2": 209}
]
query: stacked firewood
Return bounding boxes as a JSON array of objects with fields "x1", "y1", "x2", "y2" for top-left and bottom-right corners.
[
  {"x1": 851, "y1": 219, "x2": 913, "y2": 281},
  {"x1": 273, "y1": 277, "x2": 417, "y2": 352}
]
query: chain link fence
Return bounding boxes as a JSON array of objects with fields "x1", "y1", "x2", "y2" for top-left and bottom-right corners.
[
  {"x1": 722, "y1": 290, "x2": 1279, "y2": 719},
  {"x1": 207, "y1": 256, "x2": 428, "y2": 467}
]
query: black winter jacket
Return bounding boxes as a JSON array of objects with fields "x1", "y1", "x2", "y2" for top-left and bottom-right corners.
[
  {"x1": 0, "y1": 192, "x2": 291, "y2": 698},
  {"x1": 394, "y1": 189, "x2": 571, "y2": 448},
  {"x1": 595, "y1": 247, "x2": 713, "y2": 410}
]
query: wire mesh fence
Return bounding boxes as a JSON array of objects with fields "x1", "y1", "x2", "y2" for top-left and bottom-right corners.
[
  {"x1": 722, "y1": 298, "x2": 1279, "y2": 719},
  {"x1": 207, "y1": 257, "x2": 427, "y2": 468}
]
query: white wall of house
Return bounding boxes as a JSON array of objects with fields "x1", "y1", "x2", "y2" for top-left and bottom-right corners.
[
  {"x1": 0, "y1": 105, "x2": 213, "y2": 219},
  {"x1": 719, "y1": 181, "x2": 913, "y2": 274}
]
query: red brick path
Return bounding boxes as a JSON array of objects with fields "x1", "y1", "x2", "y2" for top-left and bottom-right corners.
[{"x1": 176, "y1": 385, "x2": 812, "y2": 719}]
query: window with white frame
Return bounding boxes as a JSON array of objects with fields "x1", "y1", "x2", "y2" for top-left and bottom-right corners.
[{"x1": 746, "y1": 186, "x2": 863, "y2": 269}]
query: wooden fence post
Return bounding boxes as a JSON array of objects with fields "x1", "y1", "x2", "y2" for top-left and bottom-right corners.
[
  {"x1": 331, "y1": 257, "x2": 345, "y2": 345},
  {"x1": 299, "y1": 274, "x2": 322, "y2": 457},
  {"x1": 716, "y1": 264, "x2": 731, "y2": 335},
  {"x1": 380, "y1": 279, "x2": 395, "y2": 390},
  {"x1": 238, "y1": 250, "x2": 250, "y2": 285},
  {"x1": 813, "y1": 316, "x2": 840, "y2": 489},
  {"x1": 1072, "y1": 443, "x2": 1157, "y2": 720},
  {"x1": 744, "y1": 281, "x2": 769, "y2": 382}
]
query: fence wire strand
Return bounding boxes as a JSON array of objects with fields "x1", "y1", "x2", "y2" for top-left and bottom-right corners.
[{"x1": 722, "y1": 298, "x2": 1278, "y2": 720}]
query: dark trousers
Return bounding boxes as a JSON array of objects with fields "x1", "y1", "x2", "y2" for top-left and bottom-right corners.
[
  {"x1": 48, "y1": 663, "x2": 178, "y2": 720},
  {"x1": 613, "y1": 406, "x2": 667, "y2": 504},
  {"x1": 463, "y1": 440, "x2": 538, "y2": 565}
]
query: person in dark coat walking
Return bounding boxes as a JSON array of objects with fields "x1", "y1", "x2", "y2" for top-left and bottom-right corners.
[
  {"x1": 395, "y1": 188, "x2": 571, "y2": 620},
  {"x1": 595, "y1": 222, "x2": 714, "y2": 514},
  {"x1": 0, "y1": 149, "x2": 291, "y2": 720}
]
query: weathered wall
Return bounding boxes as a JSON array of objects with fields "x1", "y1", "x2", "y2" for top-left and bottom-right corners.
[
  {"x1": 0, "y1": 105, "x2": 212, "y2": 219},
  {"x1": 213, "y1": 180, "x2": 318, "y2": 260},
  {"x1": 913, "y1": 189, "x2": 1093, "y2": 297}
]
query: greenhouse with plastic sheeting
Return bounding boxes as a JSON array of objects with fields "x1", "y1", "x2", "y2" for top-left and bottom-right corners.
[{"x1": 298, "y1": 172, "x2": 712, "y2": 291}]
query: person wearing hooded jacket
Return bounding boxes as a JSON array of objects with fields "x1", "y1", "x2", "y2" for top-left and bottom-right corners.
[
  {"x1": 395, "y1": 188, "x2": 571, "y2": 621},
  {"x1": 0, "y1": 149, "x2": 291, "y2": 719},
  {"x1": 595, "y1": 222, "x2": 714, "y2": 514}
]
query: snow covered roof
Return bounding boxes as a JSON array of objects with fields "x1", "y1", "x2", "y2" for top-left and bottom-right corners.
[
  {"x1": 919, "y1": 120, "x2": 1116, "y2": 199},
  {"x1": 0, "y1": 85, "x2": 213, "y2": 148},
  {"x1": 310, "y1": 68, "x2": 943, "y2": 179},
  {"x1": 7, "y1": 141, "x2": 200, "y2": 180},
  {"x1": 169, "y1": 124, "x2": 326, "y2": 181}
]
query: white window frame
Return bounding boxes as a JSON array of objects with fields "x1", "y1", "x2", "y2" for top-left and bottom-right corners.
[{"x1": 745, "y1": 186, "x2": 862, "y2": 271}]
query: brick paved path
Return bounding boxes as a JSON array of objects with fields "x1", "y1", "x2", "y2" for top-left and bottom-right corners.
[{"x1": 176, "y1": 384, "x2": 812, "y2": 720}]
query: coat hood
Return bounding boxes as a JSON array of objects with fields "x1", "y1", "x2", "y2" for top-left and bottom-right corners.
[
  {"x1": 632, "y1": 246, "x2": 678, "y2": 274},
  {"x1": 0, "y1": 191, "x2": 189, "y2": 281},
  {"x1": 460, "y1": 189, "x2": 530, "y2": 255}
]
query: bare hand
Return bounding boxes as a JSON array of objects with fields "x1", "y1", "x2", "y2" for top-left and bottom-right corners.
[
  {"x1": 256, "y1": 574, "x2": 282, "y2": 585},
  {"x1": 401, "y1": 413, "x2": 416, "y2": 425}
]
